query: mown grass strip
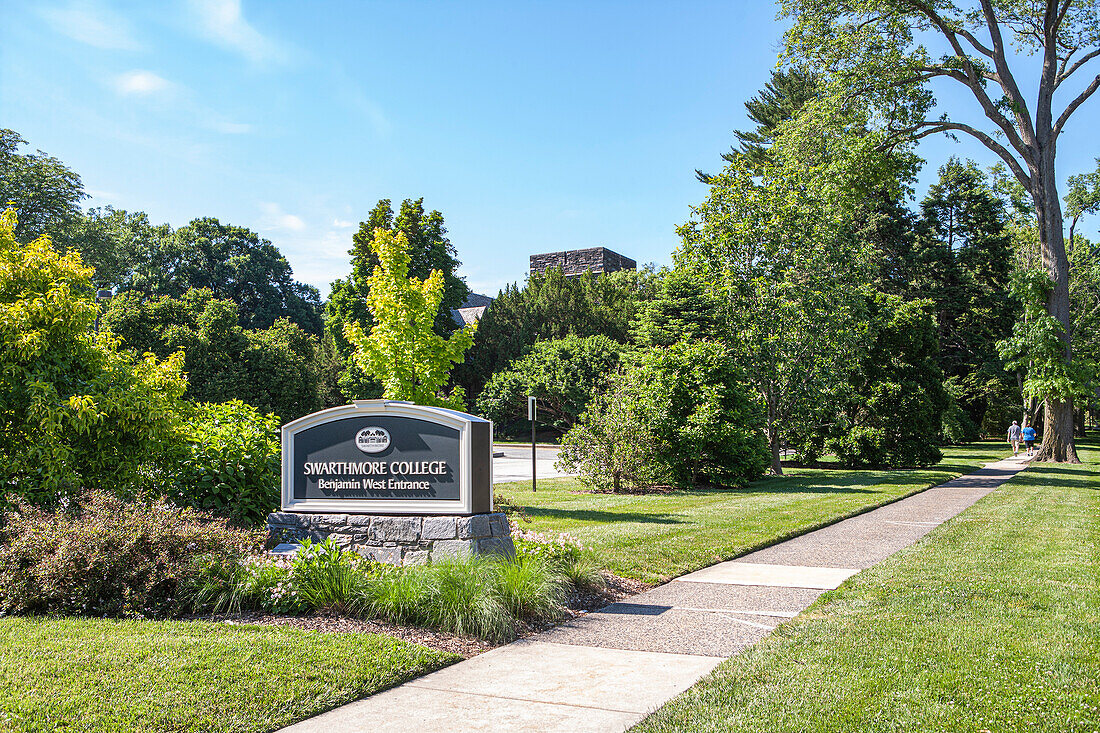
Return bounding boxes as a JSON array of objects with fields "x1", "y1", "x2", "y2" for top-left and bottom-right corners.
[
  {"x1": 632, "y1": 441, "x2": 1100, "y2": 732},
  {"x1": 496, "y1": 442, "x2": 1012, "y2": 582},
  {"x1": 0, "y1": 618, "x2": 457, "y2": 733}
]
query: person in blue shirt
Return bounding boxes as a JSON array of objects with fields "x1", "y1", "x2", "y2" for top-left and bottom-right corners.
[{"x1": 1021, "y1": 422, "x2": 1037, "y2": 456}]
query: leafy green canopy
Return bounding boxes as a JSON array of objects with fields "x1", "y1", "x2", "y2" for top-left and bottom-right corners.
[
  {"x1": 476, "y1": 334, "x2": 623, "y2": 436},
  {"x1": 0, "y1": 129, "x2": 84, "y2": 243},
  {"x1": 830, "y1": 296, "x2": 950, "y2": 468},
  {"x1": 455, "y1": 267, "x2": 651, "y2": 400},
  {"x1": 346, "y1": 228, "x2": 475, "y2": 409},
  {"x1": 558, "y1": 342, "x2": 769, "y2": 492},
  {"x1": 0, "y1": 209, "x2": 186, "y2": 507},
  {"x1": 677, "y1": 98, "x2": 904, "y2": 473},
  {"x1": 326, "y1": 199, "x2": 469, "y2": 400},
  {"x1": 101, "y1": 289, "x2": 322, "y2": 423}
]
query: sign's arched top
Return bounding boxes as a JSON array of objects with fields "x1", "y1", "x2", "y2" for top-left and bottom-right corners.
[{"x1": 281, "y1": 400, "x2": 493, "y2": 515}]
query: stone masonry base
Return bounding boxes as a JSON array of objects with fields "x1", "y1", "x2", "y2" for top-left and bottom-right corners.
[{"x1": 265, "y1": 511, "x2": 515, "y2": 565}]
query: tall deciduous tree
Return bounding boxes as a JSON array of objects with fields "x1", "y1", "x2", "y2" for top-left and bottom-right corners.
[
  {"x1": 0, "y1": 129, "x2": 84, "y2": 242},
  {"x1": 782, "y1": 0, "x2": 1100, "y2": 461},
  {"x1": 345, "y1": 229, "x2": 475, "y2": 409},
  {"x1": 325, "y1": 198, "x2": 469, "y2": 399}
]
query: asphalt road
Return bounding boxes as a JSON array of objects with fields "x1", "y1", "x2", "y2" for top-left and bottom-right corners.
[{"x1": 492, "y1": 444, "x2": 574, "y2": 484}]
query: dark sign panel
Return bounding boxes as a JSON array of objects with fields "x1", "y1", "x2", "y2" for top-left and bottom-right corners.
[{"x1": 281, "y1": 401, "x2": 492, "y2": 515}]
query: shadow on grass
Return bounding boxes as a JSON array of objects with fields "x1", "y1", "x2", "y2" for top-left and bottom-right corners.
[{"x1": 522, "y1": 506, "x2": 687, "y2": 525}]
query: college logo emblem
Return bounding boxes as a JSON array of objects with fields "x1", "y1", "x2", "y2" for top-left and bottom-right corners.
[{"x1": 355, "y1": 427, "x2": 391, "y2": 453}]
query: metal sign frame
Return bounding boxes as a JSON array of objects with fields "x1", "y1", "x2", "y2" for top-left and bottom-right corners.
[{"x1": 281, "y1": 400, "x2": 493, "y2": 515}]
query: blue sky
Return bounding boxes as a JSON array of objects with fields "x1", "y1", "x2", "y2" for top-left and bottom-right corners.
[{"x1": 3, "y1": 1, "x2": 1099, "y2": 298}]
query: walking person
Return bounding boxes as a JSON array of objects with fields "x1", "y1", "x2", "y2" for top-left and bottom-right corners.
[
  {"x1": 1021, "y1": 420, "x2": 1037, "y2": 457},
  {"x1": 1007, "y1": 420, "x2": 1022, "y2": 456}
]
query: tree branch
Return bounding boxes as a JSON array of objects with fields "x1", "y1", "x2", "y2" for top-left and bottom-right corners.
[
  {"x1": 903, "y1": 0, "x2": 1034, "y2": 161},
  {"x1": 1054, "y1": 72, "x2": 1100, "y2": 140},
  {"x1": 902, "y1": 120, "x2": 1032, "y2": 189},
  {"x1": 979, "y1": 0, "x2": 1037, "y2": 147},
  {"x1": 1057, "y1": 49, "x2": 1100, "y2": 89}
]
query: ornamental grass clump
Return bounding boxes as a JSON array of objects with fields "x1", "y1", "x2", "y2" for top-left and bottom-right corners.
[
  {"x1": 510, "y1": 521, "x2": 605, "y2": 592},
  {"x1": 188, "y1": 539, "x2": 573, "y2": 641},
  {"x1": 0, "y1": 491, "x2": 258, "y2": 617}
]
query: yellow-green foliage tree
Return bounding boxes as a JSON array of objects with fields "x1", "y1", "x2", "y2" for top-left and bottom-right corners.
[
  {"x1": 345, "y1": 228, "x2": 474, "y2": 409},
  {"x1": 0, "y1": 209, "x2": 186, "y2": 507}
]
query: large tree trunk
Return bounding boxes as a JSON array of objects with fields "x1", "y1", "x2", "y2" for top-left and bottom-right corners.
[{"x1": 1032, "y1": 149, "x2": 1080, "y2": 463}]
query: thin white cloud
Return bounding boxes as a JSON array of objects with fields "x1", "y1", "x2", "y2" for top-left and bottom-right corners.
[
  {"x1": 188, "y1": 0, "x2": 287, "y2": 66},
  {"x1": 260, "y1": 202, "x2": 306, "y2": 231},
  {"x1": 207, "y1": 119, "x2": 252, "y2": 134},
  {"x1": 39, "y1": 1, "x2": 141, "y2": 50},
  {"x1": 113, "y1": 70, "x2": 172, "y2": 96},
  {"x1": 333, "y1": 218, "x2": 355, "y2": 228}
]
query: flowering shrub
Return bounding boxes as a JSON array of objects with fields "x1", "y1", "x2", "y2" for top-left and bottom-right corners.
[
  {"x1": 510, "y1": 521, "x2": 604, "y2": 591},
  {"x1": 0, "y1": 491, "x2": 259, "y2": 617}
]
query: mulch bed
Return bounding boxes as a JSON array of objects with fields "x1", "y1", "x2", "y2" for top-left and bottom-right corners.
[{"x1": 195, "y1": 571, "x2": 651, "y2": 659}]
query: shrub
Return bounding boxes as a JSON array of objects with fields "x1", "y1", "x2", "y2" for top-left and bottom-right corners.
[
  {"x1": 171, "y1": 401, "x2": 281, "y2": 526},
  {"x1": 511, "y1": 521, "x2": 605, "y2": 592},
  {"x1": 0, "y1": 209, "x2": 187, "y2": 509},
  {"x1": 828, "y1": 297, "x2": 948, "y2": 468},
  {"x1": 0, "y1": 491, "x2": 259, "y2": 617},
  {"x1": 476, "y1": 334, "x2": 623, "y2": 436},
  {"x1": 559, "y1": 342, "x2": 769, "y2": 490}
]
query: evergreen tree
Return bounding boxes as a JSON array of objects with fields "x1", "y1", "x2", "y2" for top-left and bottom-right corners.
[
  {"x1": 908, "y1": 159, "x2": 1016, "y2": 435},
  {"x1": 631, "y1": 269, "x2": 720, "y2": 347},
  {"x1": 453, "y1": 267, "x2": 651, "y2": 401},
  {"x1": 696, "y1": 67, "x2": 818, "y2": 180}
]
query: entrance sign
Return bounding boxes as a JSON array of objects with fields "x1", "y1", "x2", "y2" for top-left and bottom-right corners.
[{"x1": 281, "y1": 400, "x2": 493, "y2": 515}]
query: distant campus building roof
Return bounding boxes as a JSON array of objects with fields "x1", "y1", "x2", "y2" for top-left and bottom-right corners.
[
  {"x1": 451, "y1": 292, "x2": 493, "y2": 327},
  {"x1": 529, "y1": 247, "x2": 636, "y2": 277},
  {"x1": 452, "y1": 248, "x2": 637, "y2": 327}
]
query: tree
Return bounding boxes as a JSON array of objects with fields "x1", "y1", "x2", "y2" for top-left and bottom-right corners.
[
  {"x1": 558, "y1": 342, "x2": 769, "y2": 491},
  {"x1": 783, "y1": 0, "x2": 1100, "y2": 461},
  {"x1": 476, "y1": 335, "x2": 623, "y2": 436},
  {"x1": 630, "y1": 269, "x2": 721, "y2": 347},
  {"x1": 0, "y1": 129, "x2": 84, "y2": 242},
  {"x1": 60, "y1": 207, "x2": 175, "y2": 289},
  {"x1": 325, "y1": 198, "x2": 469, "y2": 400},
  {"x1": 908, "y1": 159, "x2": 1016, "y2": 434},
  {"x1": 1065, "y1": 158, "x2": 1100, "y2": 253},
  {"x1": 679, "y1": 132, "x2": 884, "y2": 474},
  {"x1": 696, "y1": 67, "x2": 819, "y2": 180},
  {"x1": 829, "y1": 296, "x2": 949, "y2": 468},
  {"x1": 455, "y1": 267, "x2": 651, "y2": 400},
  {"x1": 101, "y1": 289, "x2": 322, "y2": 422},
  {"x1": 345, "y1": 228, "x2": 475, "y2": 408},
  {"x1": 0, "y1": 209, "x2": 186, "y2": 507},
  {"x1": 124, "y1": 217, "x2": 322, "y2": 335}
]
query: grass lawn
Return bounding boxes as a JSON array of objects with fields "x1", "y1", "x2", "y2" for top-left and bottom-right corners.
[
  {"x1": 496, "y1": 441, "x2": 1012, "y2": 583},
  {"x1": 632, "y1": 441, "x2": 1100, "y2": 732},
  {"x1": 0, "y1": 618, "x2": 457, "y2": 733}
]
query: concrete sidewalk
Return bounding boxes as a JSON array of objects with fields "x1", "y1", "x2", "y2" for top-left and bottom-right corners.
[{"x1": 280, "y1": 454, "x2": 1031, "y2": 733}]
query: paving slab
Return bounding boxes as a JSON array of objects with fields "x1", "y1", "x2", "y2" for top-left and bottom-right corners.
[
  {"x1": 541, "y1": 603, "x2": 778, "y2": 656},
  {"x1": 280, "y1": 641, "x2": 722, "y2": 733},
  {"x1": 278, "y1": 685, "x2": 642, "y2": 733},
  {"x1": 677, "y1": 561, "x2": 860, "y2": 589}
]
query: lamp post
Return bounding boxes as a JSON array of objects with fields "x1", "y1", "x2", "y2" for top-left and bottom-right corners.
[{"x1": 528, "y1": 395, "x2": 537, "y2": 493}]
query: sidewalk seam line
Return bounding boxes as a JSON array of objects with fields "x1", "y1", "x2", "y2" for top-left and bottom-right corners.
[{"x1": 401, "y1": 684, "x2": 651, "y2": 715}]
